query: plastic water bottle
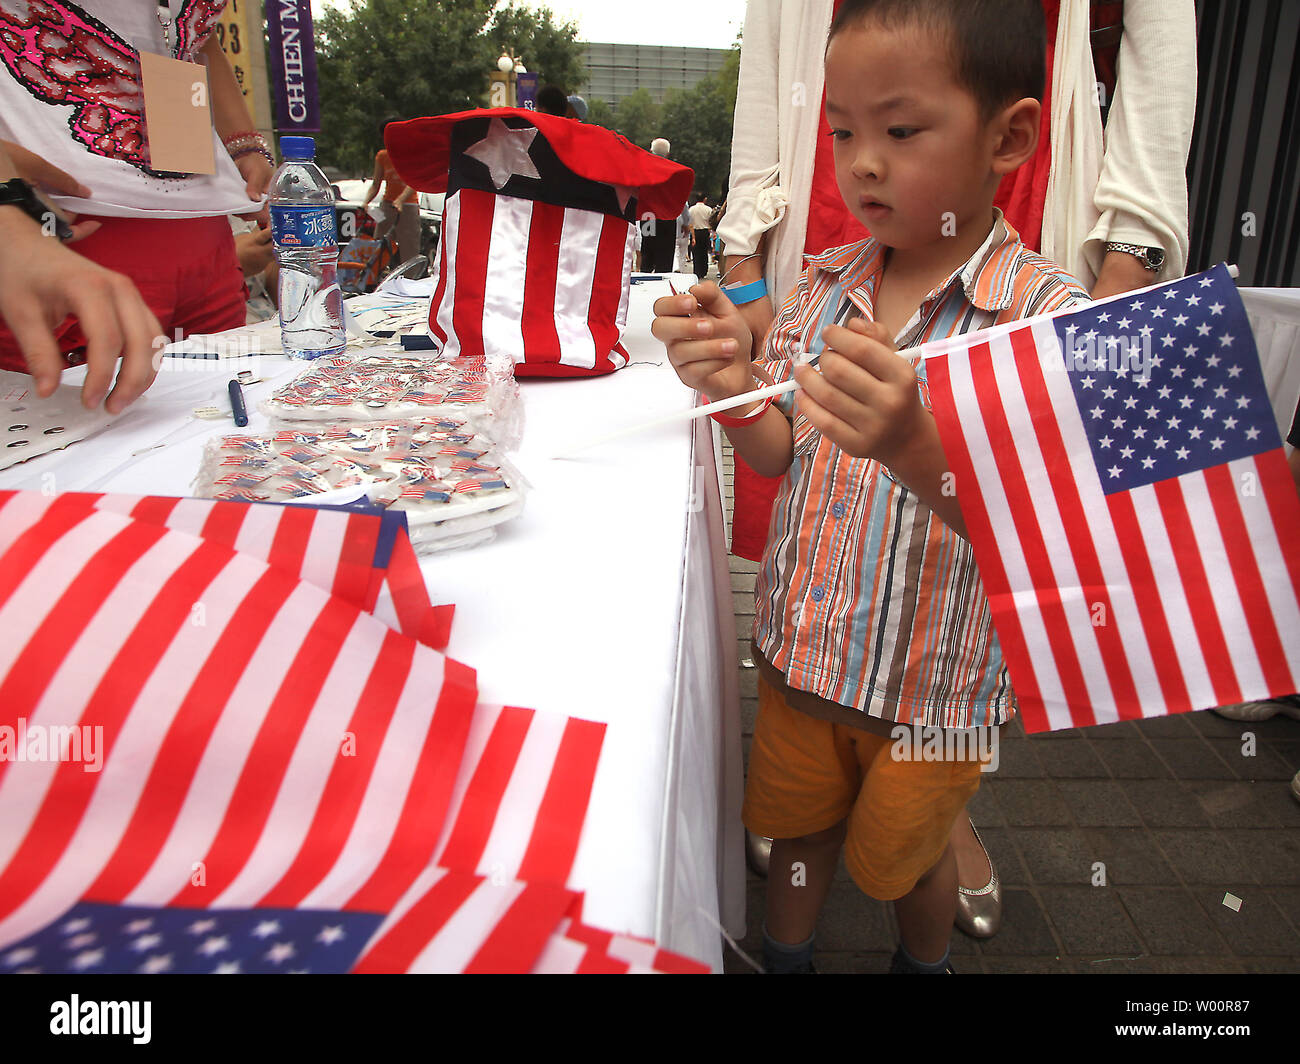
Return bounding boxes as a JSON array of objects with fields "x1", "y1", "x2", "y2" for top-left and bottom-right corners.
[{"x1": 270, "y1": 136, "x2": 346, "y2": 358}]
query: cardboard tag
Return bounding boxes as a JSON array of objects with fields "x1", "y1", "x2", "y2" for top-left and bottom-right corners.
[{"x1": 138, "y1": 51, "x2": 215, "y2": 174}]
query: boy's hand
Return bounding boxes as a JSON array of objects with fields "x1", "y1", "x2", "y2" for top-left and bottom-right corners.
[
  {"x1": 793, "y1": 318, "x2": 926, "y2": 464},
  {"x1": 651, "y1": 281, "x2": 755, "y2": 402}
]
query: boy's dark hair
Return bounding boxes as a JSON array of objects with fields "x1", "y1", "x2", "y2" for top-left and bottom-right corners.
[
  {"x1": 535, "y1": 86, "x2": 569, "y2": 116},
  {"x1": 828, "y1": 0, "x2": 1045, "y2": 119}
]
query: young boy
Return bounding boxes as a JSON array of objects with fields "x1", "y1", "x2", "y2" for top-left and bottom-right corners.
[{"x1": 653, "y1": 0, "x2": 1090, "y2": 973}]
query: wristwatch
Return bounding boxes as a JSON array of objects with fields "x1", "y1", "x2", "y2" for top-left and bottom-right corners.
[
  {"x1": 0, "y1": 177, "x2": 72, "y2": 240},
  {"x1": 1105, "y1": 241, "x2": 1165, "y2": 272}
]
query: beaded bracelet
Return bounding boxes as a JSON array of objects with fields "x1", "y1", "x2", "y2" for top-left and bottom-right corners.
[
  {"x1": 222, "y1": 129, "x2": 262, "y2": 149},
  {"x1": 230, "y1": 144, "x2": 274, "y2": 167},
  {"x1": 224, "y1": 130, "x2": 273, "y2": 166}
]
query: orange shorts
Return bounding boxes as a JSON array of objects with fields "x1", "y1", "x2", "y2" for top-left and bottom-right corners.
[{"x1": 743, "y1": 674, "x2": 984, "y2": 900}]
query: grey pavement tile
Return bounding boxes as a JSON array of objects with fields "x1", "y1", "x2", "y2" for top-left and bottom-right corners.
[
  {"x1": 970, "y1": 888, "x2": 1060, "y2": 956},
  {"x1": 732, "y1": 591, "x2": 755, "y2": 616},
  {"x1": 741, "y1": 696, "x2": 757, "y2": 736},
  {"x1": 1039, "y1": 886, "x2": 1143, "y2": 955},
  {"x1": 1228, "y1": 828, "x2": 1300, "y2": 886},
  {"x1": 982, "y1": 955, "x2": 1078, "y2": 973},
  {"x1": 1014, "y1": 828, "x2": 1096, "y2": 885},
  {"x1": 1192, "y1": 887, "x2": 1300, "y2": 957},
  {"x1": 1186, "y1": 780, "x2": 1285, "y2": 828},
  {"x1": 1147, "y1": 738, "x2": 1239, "y2": 780},
  {"x1": 1266, "y1": 888, "x2": 1300, "y2": 936},
  {"x1": 990, "y1": 779, "x2": 1072, "y2": 826},
  {"x1": 972, "y1": 822, "x2": 1029, "y2": 889},
  {"x1": 1002, "y1": 716, "x2": 1027, "y2": 739},
  {"x1": 1188, "y1": 708, "x2": 1254, "y2": 738},
  {"x1": 1274, "y1": 740, "x2": 1300, "y2": 769},
  {"x1": 1117, "y1": 887, "x2": 1229, "y2": 956},
  {"x1": 967, "y1": 780, "x2": 1005, "y2": 826},
  {"x1": 736, "y1": 882, "x2": 767, "y2": 953},
  {"x1": 1152, "y1": 829, "x2": 1258, "y2": 886},
  {"x1": 740, "y1": 668, "x2": 757, "y2": 700},
  {"x1": 987, "y1": 737, "x2": 1046, "y2": 778},
  {"x1": 946, "y1": 923, "x2": 980, "y2": 956},
  {"x1": 1056, "y1": 779, "x2": 1144, "y2": 826},
  {"x1": 811, "y1": 951, "x2": 884, "y2": 973},
  {"x1": 1033, "y1": 738, "x2": 1110, "y2": 779},
  {"x1": 1256, "y1": 782, "x2": 1300, "y2": 828},
  {"x1": 1027, "y1": 726, "x2": 1081, "y2": 740},
  {"x1": 1123, "y1": 779, "x2": 1213, "y2": 827},
  {"x1": 1082, "y1": 956, "x2": 1245, "y2": 973},
  {"x1": 730, "y1": 571, "x2": 756, "y2": 592},
  {"x1": 727, "y1": 556, "x2": 761, "y2": 575},
  {"x1": 1207, "y1": 739, "x2": 1295, "y2": 782},
  {"x1": 1132, "y1": 712, "x2": 1200, "y2": 738},
  {"x1": 814, "y1": 883, "x2": 896, "y2": 952},
  {"x1": 1093, "y1": 738, "x2": 1171, "y2": 778},
  {"x1": 1079, "y1": 828, "x2": 1181, "y2": 886},
  {"x1": 1083, "y1": 719, "x2": 1143, "y2": 741},
  {"x1": 1239, "y1": 958, "x2": 1300, "y2": 972},
  {"x1": 973, "y1": 826, "x2": 1028, "y2": 885}
]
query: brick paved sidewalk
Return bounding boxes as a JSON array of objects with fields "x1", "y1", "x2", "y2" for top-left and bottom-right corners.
[{"x1": 719, "y1": 443, "x2": 1300, "y2": 974}]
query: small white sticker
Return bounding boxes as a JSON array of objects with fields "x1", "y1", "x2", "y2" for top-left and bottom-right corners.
[{"x1": 1222, "y1": 892, "x2": 1242, "y2": 912}]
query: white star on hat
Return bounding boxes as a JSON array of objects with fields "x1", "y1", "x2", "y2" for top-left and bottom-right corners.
[{"x1": 465, "y1": 118, "x2": 542, "y2": 190}]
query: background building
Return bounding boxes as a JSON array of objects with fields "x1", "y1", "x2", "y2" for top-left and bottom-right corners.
[{"x1": 582, "y1": 42, "x2": 730, "y2": 106}]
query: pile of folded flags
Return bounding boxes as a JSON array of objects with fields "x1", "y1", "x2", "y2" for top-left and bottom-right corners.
[{"x1": 0, "y1": 489, "x2": 707, "y2": 974}]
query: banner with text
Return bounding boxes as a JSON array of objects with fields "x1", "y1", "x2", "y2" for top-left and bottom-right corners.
[{"x1": 265, "y1": 0, "x2": 320, "y2": 132}]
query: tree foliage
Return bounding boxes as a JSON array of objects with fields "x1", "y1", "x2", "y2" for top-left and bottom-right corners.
[
  {"x1": 488, "y1": 3, "x2": 585, "y2": 96},
  {"x1": 315, "y1": 0, "x2": 584, "y2": 175},
  {"x1": 659, "y1": 46, "x2": 740, "y2": 201}
]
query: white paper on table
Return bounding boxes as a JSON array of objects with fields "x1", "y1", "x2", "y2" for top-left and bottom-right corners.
[
  {"x1": 0, "y1": 370, "x2": 115, "y2": 472},
  {"x1": 160, "y1": 318, "x2": 285, "y2": 358}
]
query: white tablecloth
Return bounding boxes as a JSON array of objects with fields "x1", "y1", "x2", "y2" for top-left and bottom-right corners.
[
  {"x1": 0, "y1": 276, "x2": 747, "y2": 970},
  {"x1": 1241, "y1": 288, "x2": 1300, "y2": 442}
]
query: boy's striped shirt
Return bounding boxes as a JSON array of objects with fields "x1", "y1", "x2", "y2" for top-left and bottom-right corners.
[{"x1": 753, "y1": 213, "x2": 1090, "y2": 728}]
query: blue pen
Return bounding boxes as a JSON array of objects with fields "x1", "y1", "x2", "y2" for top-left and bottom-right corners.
[{"x1": 227, "y1": 379, "x2": 248, "y2": 427}]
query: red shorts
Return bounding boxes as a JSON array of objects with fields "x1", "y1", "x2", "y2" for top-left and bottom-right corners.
[{"x1": 0, "y1": 214, "x2": 247, "y2": 373}]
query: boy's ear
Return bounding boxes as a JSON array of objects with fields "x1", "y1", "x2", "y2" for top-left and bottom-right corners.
[{"x1": 990, "y1": 97, "x2": 1041, "y2": 176}]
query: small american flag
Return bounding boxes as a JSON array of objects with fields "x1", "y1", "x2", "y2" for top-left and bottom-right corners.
[
  {"x1": 0, "y1": 493, "x2": 477, "y2": 955},
  {"x1": 0, "y1": 490, "x2": 454, "y2": 649},
  {"x1": 926, "y1": 266, "x2": 1300, "y2": 732},
  {"x1": 0, "y1": 492, "x2": 707, "y2": 973}
]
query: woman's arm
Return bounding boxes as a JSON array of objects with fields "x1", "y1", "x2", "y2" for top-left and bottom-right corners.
[
  {"x1": 1085, "y1": 0, "x2": 1197, "y2": 297},
  {"x1": 200, "y1": 35, "x2": 271, "y2": 220}
]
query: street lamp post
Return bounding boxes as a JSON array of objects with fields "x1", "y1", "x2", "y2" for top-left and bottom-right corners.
[{"x1": 490, "y1": 50, "x2": 526, "y2": 108}]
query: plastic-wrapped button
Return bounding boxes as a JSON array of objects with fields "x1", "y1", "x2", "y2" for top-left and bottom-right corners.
[
  {"x1": 811, "y1": 586, "x2": 824, "y2": 602},
  {"x1": 832, "y1": 500, "x2": 846, "y2": 519}
]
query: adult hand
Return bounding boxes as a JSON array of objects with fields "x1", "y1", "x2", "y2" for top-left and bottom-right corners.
[
  {"x1": 0, "y1": 139, "x2": 101, "y2": 242},
  {"x1": 234, "y1": 152, "x2": 273, "y2": 227},
  {"x1": 1091, "y1": 250, "x2": 1156, "y2": 301},
  {"x1": 651, "y1": 281, "x2": 755, "y2": 403},
  {"x1": 793, "y1": 318, "x2": 923, "y2": 463},
  {"x1": 0, "y1": 207, "x2": 161, "y2": 414},
  {"x1": 234, "y1": 226, "x2": 274, "y2": 276}
]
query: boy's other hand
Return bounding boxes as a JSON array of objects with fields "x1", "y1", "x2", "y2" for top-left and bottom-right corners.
[
  {"x1": 794, "y1": 317, "x2": 925, "y2": 463},
  {"x1": 651, "y1": 281, "x2": 755, "y2": 402}
]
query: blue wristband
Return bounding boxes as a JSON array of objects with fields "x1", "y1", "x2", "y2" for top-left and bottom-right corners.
[{"x1": 723, "y1": 278, "x2": 767, "y2": 305}]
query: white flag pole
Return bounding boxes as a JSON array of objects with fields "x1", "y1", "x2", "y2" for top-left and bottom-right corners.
[{"x1": 547, "y1": 377, "x2": 802, "y2": 459}]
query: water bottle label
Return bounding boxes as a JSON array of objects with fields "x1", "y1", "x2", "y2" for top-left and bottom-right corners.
[{"x1": 271, "y1": 205, "x2": 336, "y2": 248}]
